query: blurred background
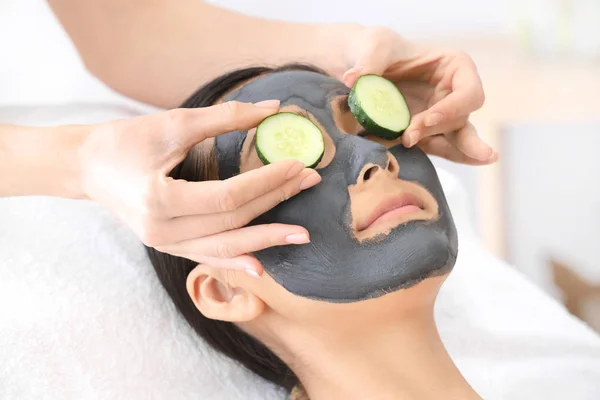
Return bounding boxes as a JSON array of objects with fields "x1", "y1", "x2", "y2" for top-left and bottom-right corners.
[{"x1": 1, "y1": 0, "x2": 599, "y2": 330}]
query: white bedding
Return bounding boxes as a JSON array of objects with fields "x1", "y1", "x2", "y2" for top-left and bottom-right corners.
[{"x1": 2, "y1": 104, "x2": 600, "y2": 400}]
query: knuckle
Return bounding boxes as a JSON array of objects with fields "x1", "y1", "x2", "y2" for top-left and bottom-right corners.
[
  {"x1": 223, "y1": 213, "x2": 236, "y2": 231},
  {"x1": 208, "y1": 101, "x2": 246, "y2": 134},
  {"x1": 215, "y1": 242, "x2": 236, "y2": 258},
  {"x1": 278, "y1": 187, "x2": 294, "y2": 203},
  {"x1": 138, "y1": 181, "x2": 164, "y2": 218},
  {"x1": 222, "y1": 100, "x2": 242, "y2": 115},
  {"x1": 219, "y1": 101, "x2": 244, "y2": 128},
  {"x1": 217, "y1": 188, "x2": 239, "y2": 212},
  {"x1": 237, "y1": 212, "x2": 253, "y2": 229},
  {"x1": 136, "y1": 183, "x2": 170, "y2": 247},
  {"x1": 223, "y1": 212, "x2": 246, "y2": 231}
]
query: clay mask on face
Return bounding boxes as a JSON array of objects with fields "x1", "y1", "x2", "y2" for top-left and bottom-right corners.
[{"x1": 216, "y1": 71, "x2": 458, "y2": 303}]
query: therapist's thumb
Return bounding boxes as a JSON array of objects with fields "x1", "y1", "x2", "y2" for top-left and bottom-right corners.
[
  {"x1": 342, "y1": 51, "x2": 391, "y2": 88},
  {"x1": 182, "y1": 100, "x2": 280, "y2": 146},
  {"x1": 342, "y1": 28, "x2": 397, "y2": 88}
]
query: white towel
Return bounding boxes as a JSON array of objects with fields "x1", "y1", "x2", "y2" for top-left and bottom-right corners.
[
  {"x1": 1, "y1": 105, "x2": 599, "y2": 400},
  {"x1": 438, "y1": 236, "x2": 600, "y2": 399}
]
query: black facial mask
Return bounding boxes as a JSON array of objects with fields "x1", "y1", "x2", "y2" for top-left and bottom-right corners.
[{"x1": 216, "y1": 71, "x2": 458, "y2": 303}]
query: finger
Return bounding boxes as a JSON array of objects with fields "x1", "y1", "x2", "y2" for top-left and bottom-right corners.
[
  {"x1": 166, "y1": 169, "x2": 321, "y2": 240},
  {"x1": 342, "y1": 60, "x2": 389, "y2": 88},
  {"x1": 155, "y1": 223, "x2": 311, "y2": 264},
  {"x1": 196, "y1": 254, "x2": 265, "y2": 277},
  {"x1": 444, "y1": 122, "x2": 495, "y2": 161},
  {"x1": 402, "y1": 116, "x2": 467, "y2": 147},
  {"x1": 342, "y1": 30, "x2": 396, "y2": 87},
  {"x1": 173, "y1": 100, "x2": 281, "y2": 147},
  {"x1": 165, "y1": 159, "x2": 314, "y2": 217},
  {"x1": 422, "y1": 60, "x2": 485, "y2": 127},
  {"x1": 418, "y1": 135, "x2": 497, "y2": 166}
]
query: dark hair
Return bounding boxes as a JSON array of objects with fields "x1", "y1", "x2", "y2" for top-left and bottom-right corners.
[{"x1": 145, "y1": 64, "x2": 327, "y2": 393}]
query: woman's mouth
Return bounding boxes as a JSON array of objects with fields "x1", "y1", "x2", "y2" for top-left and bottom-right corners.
[{"x1": 357, "y1": 193, "x2": 426, "y2": 232}]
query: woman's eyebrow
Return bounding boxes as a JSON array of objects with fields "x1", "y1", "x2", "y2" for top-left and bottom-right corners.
[{"x1": 295, "y1": 109, "x2": 313, "y2": 119}]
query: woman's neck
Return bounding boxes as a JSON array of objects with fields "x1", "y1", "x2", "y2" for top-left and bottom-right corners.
[{"x1": 278, "y1": 297, "x2": 481, "y2": 400}]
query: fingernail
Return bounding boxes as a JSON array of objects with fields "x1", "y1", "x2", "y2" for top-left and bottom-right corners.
[
  {"x1": 343, "y1": 66, "x2": 364, "y2": 86},
  {"x1": 285, "y1": 162, "x2": 305, "y2": 179},
  {"x1": 344, "y1": 66, "x2": 363, "y2": 76},
  {"x1": 481, "y1": 148, "x2": 494, "y2": 161},
  {"x1": 487, "y1": 150, "x2": 498, "y2": 161},
  {"x1": 476, "y1": 144, "x2": 495, "y2": 161},
  {"x1": 299, "y1": 171, "x2": 321, "y2": 190},
  {"x1": 245, "y1": 268, "x2": 261, "y2": 278},
  {"x1": 425, "y1": 112, "x2": 444, "y2": 127},
  {"x1": 285, "y1": 233, "x2": 310, "y2": 244},
  {"x1": 255, "y1": 99, "x2": 280, "y2": 108},
  {"x1": 405, "y1": 130, "x2": 419, "y2": 147}
]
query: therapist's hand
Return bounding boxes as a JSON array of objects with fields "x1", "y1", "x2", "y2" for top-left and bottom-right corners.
[
  {"x1": 79, "y1": 100, "x2": 321, "y2": 276},
  {"x1": 342, "y1": 27, "x2": 497, "y2": 165}
]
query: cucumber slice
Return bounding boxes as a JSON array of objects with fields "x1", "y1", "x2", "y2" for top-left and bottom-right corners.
[
  {"x1": 348, "y1": 74, "x2": 411, "y2": 140},
  {"x1": 255, "y1": 112, "x2": 325, "y2": 168}
]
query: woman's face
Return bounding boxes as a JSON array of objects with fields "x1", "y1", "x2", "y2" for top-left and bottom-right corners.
[{"x1": 215, "y1": 70, "x2": 458, "y2": 303}]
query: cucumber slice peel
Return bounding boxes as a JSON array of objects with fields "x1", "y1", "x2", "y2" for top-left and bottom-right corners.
[
  {"x1": 348, "y1": 74, "x2": 411, "y2": 140},
  {"x1": 255, "y1": 112, "x2": 325, "y2": 168}
]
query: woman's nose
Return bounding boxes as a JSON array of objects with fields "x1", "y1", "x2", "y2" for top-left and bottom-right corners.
[
  {"x1": 358, "y1": 153, "x2": 399, "y2": 183},
  {"x1": 338, "y1": 136, "x2": 396, "y2": 185}
]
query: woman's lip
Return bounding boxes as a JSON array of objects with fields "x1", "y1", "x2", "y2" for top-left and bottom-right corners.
[{"x1": 357, "y1": 193, "x2": 424, "y2": 231}]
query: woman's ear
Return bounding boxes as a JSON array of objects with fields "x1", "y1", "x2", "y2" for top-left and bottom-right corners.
[{"x1": 186, "y1": 265, "x2": 265, "y2": 322}]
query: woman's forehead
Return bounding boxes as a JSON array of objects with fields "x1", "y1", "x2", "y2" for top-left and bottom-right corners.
[{"x1": 223, "y1": 70, "x2": 350, "y2": 107}]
